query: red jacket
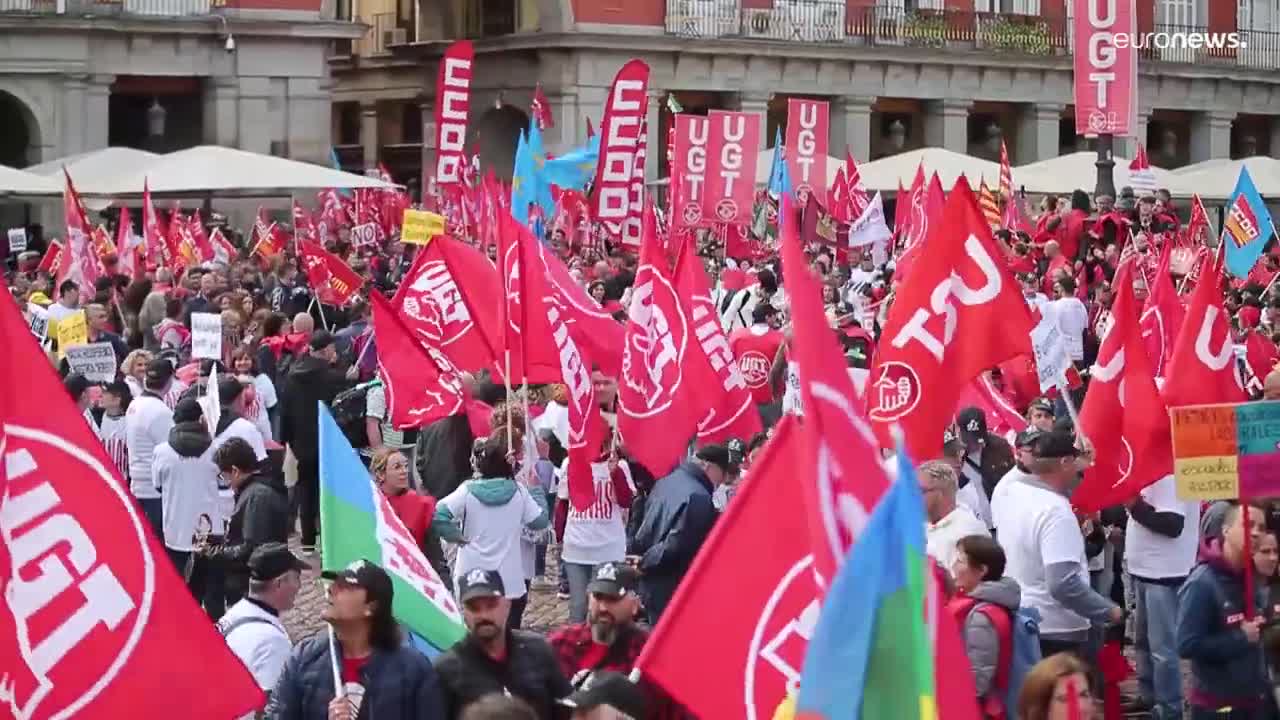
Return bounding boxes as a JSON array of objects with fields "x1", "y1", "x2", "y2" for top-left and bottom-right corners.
[{"x1": 384, "y1": 489, "x2": 436, "y2": 548}]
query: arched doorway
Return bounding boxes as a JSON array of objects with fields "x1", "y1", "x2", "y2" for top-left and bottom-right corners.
[
  {"x1": 0, "y1": 89, "x2": 41, "y2": 168},
  {"x1": 472, "y1": 105, "x2": 530, "y2": 181}
]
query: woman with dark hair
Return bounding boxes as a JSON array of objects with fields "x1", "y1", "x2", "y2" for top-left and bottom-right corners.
[
  {"x1": 946, "y1": 535, "x2": 1022, "y2": 717},
  {"x1": 231, "y1": 345, "x2": 276, "y2": 438},
  {"x1": 433, "y1": 429, "x2": 550, "y2": 630}
]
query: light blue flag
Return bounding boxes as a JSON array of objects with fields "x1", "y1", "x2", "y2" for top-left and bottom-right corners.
[
  {"x1": 511, "y1": 129, "x2": 534, "y2": 225},
  {"x1": 330, "y1": 147, "x2": 351, "y2": 197},
  {"x1": 1222, "y1": 166, "x2": 1275, "y2": 279},
  {"x1": 541, "y1": 133, "x2": 601, "y2": 191},
  {"x1": 767, "y1": 128, "x2": 791, "y2": 199},
  {"x1": 525, "y1": 119, "x2": 557, "y2": 221}
]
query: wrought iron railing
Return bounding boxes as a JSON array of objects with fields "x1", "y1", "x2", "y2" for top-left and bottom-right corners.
[{"x1": 0, "y1": 0, "x2": 214, "y2": 15}]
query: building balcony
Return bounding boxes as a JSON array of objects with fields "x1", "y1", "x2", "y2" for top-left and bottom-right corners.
[
  {"x1": 0, "y1": 0, "x2": 220, "y2": 16},
  {"x1": 663, "y1": 1, "x2": 1280, "y2": 71}
]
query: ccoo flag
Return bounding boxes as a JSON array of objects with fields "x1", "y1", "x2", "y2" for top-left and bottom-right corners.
[
  {"x1": 318, "y1": 406, "x2": 466, "y2": 655},
  {"x1": 1222, "y1": 166, "x2": 1274, "y2": 279}
]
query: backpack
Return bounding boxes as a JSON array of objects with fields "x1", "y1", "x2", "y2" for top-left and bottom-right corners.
[
  {"x1": 331, "y1": 379, "x2": 379, "y2": 450},
  {"x1": 958, "y1": 600, "x2": 1042, "y2": 720}
]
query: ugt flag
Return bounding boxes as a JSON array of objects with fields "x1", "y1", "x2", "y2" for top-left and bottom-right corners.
[
  {"x1": 318, "y1": 407, "x2": 466, "y2": 655},
  {"x1": 1222, "y1": 166, "x2": 1274, "y2": 279}
]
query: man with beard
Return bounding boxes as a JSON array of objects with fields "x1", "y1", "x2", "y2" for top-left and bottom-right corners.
[{"x1": 434, "y1": 569, "x2": 573, "y2": 719}]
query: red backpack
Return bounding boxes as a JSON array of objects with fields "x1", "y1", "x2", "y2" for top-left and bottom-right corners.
[{"x1": 948, "y1": 595, "x2": 1015, "y2": 720}]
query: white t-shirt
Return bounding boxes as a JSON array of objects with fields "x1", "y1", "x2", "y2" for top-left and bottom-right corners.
[
  {"x1": 926, "y1": 505, "x2": 990, "y2": 577},
  {"x1": 1126, "y1": 475, "x2": 1201, "y2": 580},
  {"x1": 1051, "y1": 296, "x2": 1089, "y2": 362},
  {"x1": 213, "y1": 417, "x2": 268, "y2": 462},
  {"x1": 98, "y1": 413, "x2": 130, "y2": 483},
  {"x1": 781, "y1": 362, "x2": 869, "y2": 415},
  {"x1": 991, "y1": 475, "x2": 1091, "y2": 636},
  {"x1": 151, "y1": 441, "x2": 223, "y2": 551},
  {"x1": 364, "y1": 383, "x2": 409, "y2": 450},
  {"x1": 220, "y1": 598, "x2": 291, "y2": 692},
  {"x1": 252, "y1": 374, "x2": 278, "y2": 410},
  {"x1": 125, "y1": 394, "x2": 175, "y2": 500},
  {"x1": 561, "y1": 460, "x2": 634, "y2": 566},
  {"x1": 439, "y1": 480, "x2": 544, "y2": 600}
]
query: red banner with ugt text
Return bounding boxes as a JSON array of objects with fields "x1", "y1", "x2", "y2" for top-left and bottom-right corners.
[
  {"x1": 785, "y1": 99, "x2": 829, "y2": 207},
  {"x1": 433, "y1": 40, "x2": 474, "y2": 195},
  {"x1": 1072, "y1": 0, "x2": 1137, "y2": 136},
  {"x1": 670, "y1": 115, "x2": 709, "y2": 233},
  {"x1": 702, "y1": 110, "x2": 761, "y2": 227},
  {"x1": 590, "y1": 60, "x2": 650, "y2": 246}
]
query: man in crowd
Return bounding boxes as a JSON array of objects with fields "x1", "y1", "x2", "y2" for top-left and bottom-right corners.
[
  {"x1": 628, "y1": 444, "x2": 727, "y2": 623},
  {"x1": 434, "y1": 569, "x2": 573, "y2": 718},
  {"x1": 218, "y1": 543, "x2": 307, "y2": 704},
  {"x1": 558, "y1": 672, "x2": 649, "y2": 720},
  {"x1": 954, "y1": 407, "x2": 1014, "y2": 532},
  {"x1": 549, "y1": 561, "x2": 646, "y2": 686},
  {"x1": 990, "y1": 430, "x2": 1120, "y2": 659},
  {"x1": 279, "y1": 329, "x2": 356, "y2": 553},
  {"x1": 919, "y1": 461, "x2": 988, "y2": 578},
  {"x1": 201, "y1": 437, "x2": 289, "y2": 607},
  {"x1": 47, "y1": 278, "x2": 80, "y2": 323},
  {"x1": 728, "y1": 303, "x2": 785, "y2": 426},
  {"x1": 269, "y1": 559, "x2": 445, "y2": 719},
  {"x1": 125, "y1": 357, "x2": 177, "y2": 539},
  {"x1": 1178, "y1": 502, "x2": 1269, "y2": 719},
  {"x1": 86, "y1": 302, "x2": 129, "y2": 367},
  {"x1": 184, "y1": 269, "x2": 219, "y2": 322}
]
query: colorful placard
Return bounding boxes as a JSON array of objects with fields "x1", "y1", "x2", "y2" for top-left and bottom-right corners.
[
  {"x1": 401, "y1": 209, "x2": 445, "y2": 245},
  {"x1": 1171, "y1": 401, "x2": 1280, "y2": 501}
]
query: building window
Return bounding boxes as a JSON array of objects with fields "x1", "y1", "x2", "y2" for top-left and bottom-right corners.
[
  {"x1": 335, "y1": 102, "x2": 361, "y2": 146},
  {"x1": 401, "y1": 103, "x2": 422, "y2": 144},
  {"x1": 907, "y1": 0, "x2": 944, "y2": 11},
  {"x1": 1237, "y1": 0, "x2": 1251, "y2": 30},
  {"x1": 975, "y1": 0, "x2": 1039, "y2": 13},
  {"x1": 1157, "y1": 0, "x2": 1196, "y2": 27}
]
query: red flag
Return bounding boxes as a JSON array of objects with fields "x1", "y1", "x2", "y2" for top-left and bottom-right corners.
[
  {"x1": 845, "y1": 151, "x2": 871, "y2": 219},
  {"x1": 292, "y1": 201, "x2": 318, "y2": 245},
  {"x1": 897, "y1": 164, "x2": 928, "y2": 251},
  {"x1": 433, "y1": 40, "x2": 474, "y2": 197},
  {"x1": 370, "y1": 293, "x2": 465, "y2": 429},
  {"x1": 37, "y1": 241, "x2": 62, "y2": 275},
  {"x1": 1187, "y1": 194, "x2": 1211, "y2": 246},
  {"x1": 829, "y1": 166, "x2": 851, "y2": 223},
  {"x1": 114, "y1": 205, "x2": 144, "y2": 279},
  {"x1": 672, "y1": 234, "x2": 761, "y2": 444},
  {"x1": 617, "y1": 206, "x2": 702, "y2": 475},
  {"x1": 396, "y1": 235, "x2": 503, "y2": 378},
  {"x1": 531, "y1": 82, "x2": 554, "y2": 130},
  {"x1": 870, "y1": 181, "x2": 1035, "y2": 460},
  {"x1": 495, "y1": 215, "x2": 563, "y2": 385},
  {"x1": 703, "y1": 110, "x2": 762, "y2": 228},
  {"x1": 590, "y1": 61, "x2": 650, "y2": 247},
  {"x1": 209, "y1": 227, "x2": 237, "y2": 265},
  {"x1": 784, "y1": 99, "x2": 829, "y2": 207},
  {"x1": 59, "y1": 170, "x2": 101, "y2": 290},
  {"x1": 1163, "y1": 253, "x2": 1245, "y2": 408},
  {"x1": 140, "y1": 181, "x2": 166, "y2": 272},
  {"x1": 1139, "y1": 238, "x2": 1185, "y2": 377},
  {"x1": 297, "y1": 239, "x2": 364, "y2": 306},
  {"x1": 187, "y1": 213, "x2": 215, "y2": 264},
  {"x1": 779, "y1": 195, "x2": 889, "y2": 586},
  {"x1": 636, "y1": 417, "x2": 816, "y2": 717},
  {"x1": 669, "y1": 114, "x2": 710, "y2": 234},
  {"x1": 0, "y1": 299, "x2": 265, "y2": 719},
  {"x1": 514, "y1": 214, "x2": 606, "y2": 511},
  {"x1": 956, "y1": 373, "x2": 1027, "y2": 442},
  {"x1": 998, "y1": 140, "x2": 1013, "y2": 200},
  {"x1": 1072, "y1": 264, "x2": 1174, "y2": 512}
]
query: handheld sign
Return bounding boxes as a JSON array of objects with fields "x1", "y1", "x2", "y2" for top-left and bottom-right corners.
[
  {"x1": 1031, "y1": 322, "x2": 1071, "y2": 393},
  {"x1": 8, "y1": 227, "x2": 27, "y2": 253},
  {"x1": 351, "y1": 222, "x2": 381, "y2": 248},
  {"x1": 401, "y1": 209, "x2": 446, "y2": 245},
  {"x1": 66, "y1": 341, "x2": 118, "y2": 383},
  {"x1": 191, "y1": 312, "x2": 223, "y2": 360},
  {"x1": 1171, "y1": 400, "x2": 1280, "y2": 501},
  {"x1": 57, "y1": 309, "x2": 88, "y2": 356},
  {"x1": 27, "y1": 303, "x2": 49, "y2": 346}
]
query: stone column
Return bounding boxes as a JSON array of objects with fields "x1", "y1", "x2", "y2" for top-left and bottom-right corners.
[
  {"x1": 84, "y1": 75, "x2": 114, "y2": 151},
  {"x1": 1017, "y1": 103, "x2": 1063, "y2": 163},
  {"x1": 645, "y1": 89, "x2": 662, "y2": 183},
  {"x1": 1115, "y1": 110, "x2": 1151, "y2": 160},
  {"x1": 924, "y1": 99, "x2": 970, "y2": 153},
  {"x1": 1190, "y1": 110, "x2": 1235, "y2": 164},
  {"x1": 420, "y1": 95, "x2": 436, "y2": 195},
  {"x1": 360, "y1": 101, "x2": 379, "y2": 172},
  {"x1": 831, "y1": 95, "x2": 875, "y2": 162},
  {"x1": 545, "y1": 88, "x2": 578, "y2": 153},
  {"x1": 736, "y1": 91, "x2": 771, "y2": 156},
  {"x1": 237, "y1": 77, "x2": 271, "y2": 154},
  {"x1": 60, "y1": 73, "x2": 88, "y2": 157},
  {"x1": 205, "y1": 76, "x2": 239, "y2": 147}
]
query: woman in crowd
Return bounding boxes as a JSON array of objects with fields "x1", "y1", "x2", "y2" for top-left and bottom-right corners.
[
  {"x1": 230, "y1": 346, "x2": 276, "y2": 440},
  {"x1": 1018, "y1": 653, "x2": 1097, "y2": 720},
  {"x1": 372, "y1": 446, "x2": 435, "y2": 551},
  {"x1": 154, "y1": 295, "x2": 190, "y2": 358},
  {"x1": 120, "y1": 349, "x2": 153, "y2": 398},
  {"x1": 946, "y1": 534, "x2": 1022, "y2": 717}
]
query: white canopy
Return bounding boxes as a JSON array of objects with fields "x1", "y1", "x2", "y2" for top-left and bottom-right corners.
[
  {"x1": 857, "y1": 148, "x2": 1001, "y2": 192},
  {"x1": 26, "y1": 147, "x2": 160, "y2": 189},
  {"x1": 753, "y1": 148, "x2": 842, "y2": 188},
  {"x1": 1011, "y1": 151, "x2": 1176, "y2": 195},
  {"x1": 1170, "y1": 157, "x2": 1233, "y2": 176},
  {"x1": 0, "y1": 164, "x2": 60, "y2": 195},
  {"x1": 78, "y1": 145, "x2": 399, "y2": 196},
  {"x1": 1164, "y1": 156, "x2": 1280, "y2": 201}
]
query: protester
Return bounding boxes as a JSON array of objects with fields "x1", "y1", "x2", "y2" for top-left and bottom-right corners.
[
  {"x1": 47, "y1": 278, "x2": 80, "y2": 322},
  {"x1": 268, "y1": 559, "x2": 446, "y2": 719},
  {"x1": 954, "y1": 407, "x2": 1014, "y2": 531},
  {"x1": 434, "y1": 569, "x2": 573, "y2": 718},
  {"x1": 151, "y1": 397, "x2": 221, "y2": 575},
  {"x1": 1017, "y1": 652, "x2": 1097, "y2": 720},
  {"x1": 213, "y1": 376, "x2": 270, "y2": 459},
  {"x1": 95, "y1": 378, "x2": 132, "y2": 480},
  {"x1": 920, "y1": 460, "x2": 989, "y2": 576},
  {"x1": 371, "y1": 446, "x2": 436, "y2": 553},
  {"x1": 557, "y1": 672, "x2": 649, "y2": 720},
  {"x1": 231, "y1": 346, "x2": 278, "y2": 437},
  {"x1": 86, "y1": 301, "x2": 129, "y2": 363},
  {"x1": 945, "y1": 534, "x2": 1023, "y2": 715},
  {"x1": 218, "y1": 542, "x2": 307, "y2": 705},
  {"x1": 126, "y1": 357, "x2": 178, "y2": 538},
  {"x1": 559, "y1": 447, "x2": 634, "y2": 624},
  {"x1": 549, "y1": 562, "x2": 646, "y2": 686}
]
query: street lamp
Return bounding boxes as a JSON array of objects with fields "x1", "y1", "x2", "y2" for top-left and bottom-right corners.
[{"x1": 1094, "y1": 133, "x2": 1115, "y2": 199}]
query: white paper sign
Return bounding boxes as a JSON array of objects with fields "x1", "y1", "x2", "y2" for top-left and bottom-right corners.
[
  {"x1": 351, "y1": 222, "x2": 381, "y2": 248},
  {"x1": 1031, "y1": 322, "x2": 1071, "y2": 392},
  {"x1": 8, "y1": 227, "x2": 27, "y2": 254},
  {"x1": 191, "y1": 312, "x2": 223, "y2": 360},
  {"x1": 66, "y1": 341, "x2": 118, "y2": 383},
  {"x1": 27, "y1": 303, "x2": 49, "y2": 345}
]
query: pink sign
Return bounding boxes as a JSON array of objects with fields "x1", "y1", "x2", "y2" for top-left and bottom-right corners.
[
  {"x1": 670, "y1": 115, "x2": 709, "y2": 233},
  {"x1": 785, "y1": 99, "x2": 829, "y2": 207},
  {"x1": 702, "y1": 110, "x2": 761, "y2": 227},
  {"x1": 1072, "y1": 0, "x2": 1138, "y2": 136}
]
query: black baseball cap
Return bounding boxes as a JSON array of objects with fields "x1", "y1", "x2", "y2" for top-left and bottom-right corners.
[
  {"x1": 63, "y1": 373, "x2": 91, "y2": 401},
  {"x1": 558, "y1": 672, "x2": 648, "y2": 717},
  {"x1": 145, "y1": 358, "x2": 174, "y2": 383},
  {"x1": 695, "y1": 444, "x2": 738, "y2": 473},
  {"x1": 586, "y1": 561, "x2": 640, "y2": 598},
  {"x1": 248, "y1": 542, "x2": 308, "y2": 581},
  {"x1": 956, "y1": 407, "x2": 987, "y2": 443},
  {"x1": 942, "y1": 423, "x2": 962, "y2": 449},
  {"x1": 1028, "y1": 397, "x2": 1054, "y2": 415},
  {"x1": 173, "y1": 397, "x2": 204, "y2": 424},
  {"x1": 321, "y1": 559, "x2": 395, "y2": 607},
  {"x1": 1015, "y1": 428, "x2": 1045, "y2": 449},
  {"x1": 457, "y1": 568, "x2": 505, "y2": 603},
  {"x1": 217, "y1": 377, "x2": 246, "y2": 405},
  {"x1": 725, "y1": 438, "x2": 747, "y2": 466},
  {"x1": 1032, "y1": 430, "x2": 1080, "y2": 459}
]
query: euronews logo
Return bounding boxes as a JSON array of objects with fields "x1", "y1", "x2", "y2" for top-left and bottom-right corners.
[{"x1": 1113, "y1": 32, "x2": 1246, "y2": 50}]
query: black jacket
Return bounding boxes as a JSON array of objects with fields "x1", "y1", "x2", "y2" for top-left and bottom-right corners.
[
  {"x1": 279, "y1": 353, "x2": 349, "y2": 458},
  {"x1": 267, "y1": 634, "x2": 446, "y2": 719},
  {"x1": 202, "y1": 472, "x2": 289, "y2": 599},
  {"x1": 414, "y1": 414, "x2": 474, "y2": 500},
  {"x1": 627, "y1": 462, "x2": 717, "y2": 623},
  {"x1": 433, "y1": 630, "x2": 572, "y2": 720}
]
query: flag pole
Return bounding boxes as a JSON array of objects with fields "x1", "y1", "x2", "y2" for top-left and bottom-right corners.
[
  {"x1": 504, "y1": 349, "x2": 514, "y2": 454},
  {"x1": 327, "y1": 623, "x2": 346, "y2": 699}
]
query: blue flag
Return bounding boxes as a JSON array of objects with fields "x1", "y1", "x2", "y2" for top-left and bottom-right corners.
[
  {"x1": 767, "y1": 127, "x2": 791, "y2": 199},
  {"x1": 542, "y1": 134, "x2": 601, "y2": 191},
  {"x1": 330, "y1": 147, "x2": 352, "y2": 197},
  {"x1": 1222, "y1": 166, "x2": 1275, "y2": 279},
  {"x1": 525, "y1": 119, "x2": 556, "y2": 221},
  {"x1": 511, "y1": 129, "x2": 534, "y2": 225}
]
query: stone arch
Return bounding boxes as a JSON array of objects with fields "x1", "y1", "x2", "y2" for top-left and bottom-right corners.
[
  {"x1": 0, "y1": 88, "x2": 44, "y2": 168},
  {"x1": 472, "y1": 104, "x2": 530, "y2": 181}
]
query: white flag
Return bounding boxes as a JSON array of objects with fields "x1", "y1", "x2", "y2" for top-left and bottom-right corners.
[{"x1": 848, "y1": 192, "x2": 892, "y2": 265}]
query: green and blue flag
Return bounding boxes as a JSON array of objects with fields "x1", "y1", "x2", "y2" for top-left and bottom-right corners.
[{"x1": 1222, "y1": 166, "x2": 1275, "y2": 279}]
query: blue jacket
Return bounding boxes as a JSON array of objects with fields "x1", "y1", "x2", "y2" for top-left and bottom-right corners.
[
  {"x1": 265, "y1": 634, "x2": 445, "y2": 720},
  {"x1": 627, "y1": 461, "x2": 716, "y2": 622},
  {"x1": 1176, "y1": 543, "x2": 1269, "y2": 709}
]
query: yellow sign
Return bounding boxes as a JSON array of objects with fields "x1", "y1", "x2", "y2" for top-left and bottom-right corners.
[
  {"x1": 56, "y1": 310, "x2": 88, "y2": 356},
  {"x1": 401, "y1": 209, "x2": 446, "y2": 245}
]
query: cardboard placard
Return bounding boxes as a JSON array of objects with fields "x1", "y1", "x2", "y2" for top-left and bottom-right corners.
[
  {"x1": 56, "y1": 310, "x2": 88, "y2": 355},
  {"x1": 351, "y1": 222, "x2": 381, "y2": 247},
  {"x1": 8, "y1": 227, "x2": 27, "y2": 254},
  {"x1": 1031, "y1": 321, "x2": 1070, "y2": 392},
  {"x1": 191, "y1": 312, "x2": 223, "y2": 360},
  {"x1": 401, "y1": 209, "x2": 445, "y2": 245},
  {"x1": 1172, "y1": 401, "x2": 1280, "y2": 500},
  {"x1": 66, "y1": 341, "x2": 118, "y2": 383},
  {"x1": 27, "y1": 303, "x2": 49, "y2": 345}
]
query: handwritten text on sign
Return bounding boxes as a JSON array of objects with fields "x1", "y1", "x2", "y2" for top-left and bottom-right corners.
[
  {"x1": 1171, "y1": 401, "x2": 1280, "y2": 500},
  {"x1": 401, "y1": 210, "x2": 446, "y2": 245},
  {"x1": 66, "y1": 342, "x2": 119, "y2": 383},
  {"x1": 191, "y1": 312, "x2": 223, "y2": 360}
]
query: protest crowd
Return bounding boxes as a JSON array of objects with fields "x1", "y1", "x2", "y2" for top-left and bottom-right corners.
[{"x1": 5, "y1": 51, "x2": 1280, "y2": 720}]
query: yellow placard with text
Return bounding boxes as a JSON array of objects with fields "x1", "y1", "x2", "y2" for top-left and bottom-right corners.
[
  {"x1": 56, "y1": 310, "x2": 88, "y2": 357},
  {"x1": 401, "y1": 209, "x2": 445, "y2": 245}
]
